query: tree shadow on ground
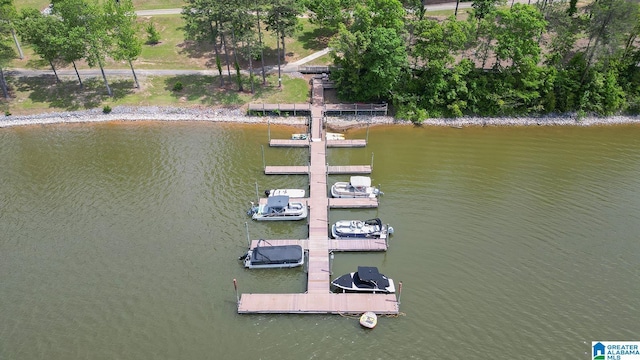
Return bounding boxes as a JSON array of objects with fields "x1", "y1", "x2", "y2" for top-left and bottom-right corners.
[
  {"x1": 11, "y1": 76, "x2": 135, "y2": 111},
  {"x1": 163, "y1": 74, "x2": 283, "y2": 107},
  {"x1": 297, "y1": 28, "x2": 337, "y2": 51},
  {"x1": 176, "y1": 39, "x2": 214, "y2": 60},
  {"x1": 164, "y1": 75, "x2": 245, "y2": 106}
]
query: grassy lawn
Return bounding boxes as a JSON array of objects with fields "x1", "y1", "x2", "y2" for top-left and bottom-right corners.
[
  {"x1": 2, "y1": 73, "x2": 309, "y2": 115},
  {"x1": 16, "y1": 0, "x2": 185, "y2": 11},
  {"x1": 7, "y1": 6, "x2": 333, "y2": 114}
]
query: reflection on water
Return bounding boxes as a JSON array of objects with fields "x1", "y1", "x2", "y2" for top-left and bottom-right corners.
[{"x1": 1, "y1": 122, "x2": 639, "y2": 359}]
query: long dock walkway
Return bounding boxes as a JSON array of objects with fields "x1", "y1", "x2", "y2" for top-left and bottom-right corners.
[{"x1": 238, "y1": 78, "x2": 399, "y2": 315}]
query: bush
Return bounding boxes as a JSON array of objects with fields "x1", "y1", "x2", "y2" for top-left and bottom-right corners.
[
  {"x1": 4, "y1": 110, "x2": 11, "y2": 116},
  {"x1": 172, "y1": 81, "x2": 183, "y2": 92},
  {"x1": 103, "y1": 105, "x2": 112, "y2": 114}
]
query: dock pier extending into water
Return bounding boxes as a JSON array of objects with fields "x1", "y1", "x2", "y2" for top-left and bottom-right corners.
[{"x1": 238, "y1": 78, "x2": 399, "y2": 315}]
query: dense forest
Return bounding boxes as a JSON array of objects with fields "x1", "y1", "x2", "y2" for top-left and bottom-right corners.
[
  {"x1": 319, "y1": 0, "x2": 640, "y2": 120},
  {"x1": 3, "y1": 0, "x2": 640, "y2": 120}
]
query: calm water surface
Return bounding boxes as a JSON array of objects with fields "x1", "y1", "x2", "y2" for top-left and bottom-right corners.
[{"x1": 1, "y1": 122, "x2": 639, "y2": 359}]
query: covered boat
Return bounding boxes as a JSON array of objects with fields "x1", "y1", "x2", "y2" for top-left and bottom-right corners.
[
  {"x1": 330, "y1": 176, "x2": 382, "y2": 198},
  {"x1": 331, "y1": 218, "x2": 393, "y2": 239},
  {"x1": 264, "y1": 188, "x2": 306, "y2": 198},
  {"x1": 248, "y1": 195, "x2": 308, "y2": 221},
  {"x1": 331, "y1": 266, "x2": 396, "y2": 293},
  {"x1": 239, "y1": 240, "x2": 304, "y2": 269}
]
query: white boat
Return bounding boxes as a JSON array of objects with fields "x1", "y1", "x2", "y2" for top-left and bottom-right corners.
[
  {"x1": 291, "y1": 133, "x2": 309, "y2": 140},
  {"x1": 331, "y1": 218, "x2": 393, "y2": 239},
  {"x1": 331, "y1": 266, "x2": 396, "y2": 293},
  {"x1": 248, "y1": 195, "x2": 308, "y2": 221},
  {"x1": 264, "y1": 188, "x2": 306, "y2": 198},
  {"x1": 239, "y1": 240, "x2": 304, "y2": 269},
  {"x1": 359, "y1": 312, "x2": 378, "y2": 329},
  {"x1": 330, "y1": 176, "x2": 382, "y2": 198}
]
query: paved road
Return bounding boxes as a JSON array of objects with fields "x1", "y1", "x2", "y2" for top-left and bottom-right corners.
[
  {"x1": 136, "y1": 8, "x2": 182, "y2": 16},
  {"x1": 133, "y1": 0, "x2": 535, "y2": 16}
]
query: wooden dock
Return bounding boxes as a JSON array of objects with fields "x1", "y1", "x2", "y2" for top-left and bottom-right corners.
[
  {"x1": 248, "y1": 103, "x2": 311, "y2": 116},
  {"x1": 264, "y1": 165, "x2": 372, "y2": 175},
  {"x1": 237, "y1": 293, "x2": 398, "y2": 314},
  {"x1": 328, "y1": 198, "x2": 378, "y2": 208},
  {"x1": 238, "y1": 77, "x2": 398, "y2": 315},
  {"x1": 327, "y1": 139, "x2": 367, "y2": 148},
  {"x1": 269, "y1": 139, "x2": 309, "y2": 147},
  {"x1": 249, "y1": 238, "x2": 387, "y2": 252},
  {"x1": 255, "y1": 197, "x2": 376, "y2": 209},
  {"x1": 268, "y1": 139, "x2": 367, "y2": 148}
]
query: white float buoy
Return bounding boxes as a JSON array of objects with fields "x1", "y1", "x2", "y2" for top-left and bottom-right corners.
[{"x1": 359, "y1": 311, "x2": 377, "y2": 329}]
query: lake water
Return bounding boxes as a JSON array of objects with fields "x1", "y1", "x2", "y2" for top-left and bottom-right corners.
[{"x1": 1, "y1": 122, "x2": 639, "y2": 359}]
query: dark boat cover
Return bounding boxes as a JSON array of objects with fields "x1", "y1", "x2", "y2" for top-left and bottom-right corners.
[
  {"x1": 332, "y1": 266, "x2": 390, "y2": 291},
  {"x1": 251, "y1": 245, "x2": 303, "y2": 265},
  {"x1": 266, "y1": 195, "x2": 289, "y2": 211},
  {"x1": 355, "y1": 266, "x2": 390, "y2": 289}
]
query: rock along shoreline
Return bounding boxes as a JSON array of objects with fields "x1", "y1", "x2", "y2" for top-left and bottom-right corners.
[{"x1": 1, "y1": 106, "x2": 639, "y2": 129}]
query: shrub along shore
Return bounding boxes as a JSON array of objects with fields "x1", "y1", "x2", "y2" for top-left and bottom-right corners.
[{"x1": 1, "y1": 106, "x2": 639, "y2": 129}]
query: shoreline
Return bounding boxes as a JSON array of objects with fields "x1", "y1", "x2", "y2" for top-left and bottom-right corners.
[{"x1": 1, "y1": 106, "x2": 640, "y2": 129}]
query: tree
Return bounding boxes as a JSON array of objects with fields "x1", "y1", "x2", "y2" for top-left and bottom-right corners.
[
  {"x1": 106, "y1": 0, "x2": 142, "y2": 88},
  {"x1": 18, "y1": 8, "x2": 65, "y2": 83},
  {"x1": 182, "y1": 0, "x2": 227, "y2": 86},
  {"x1": 330, "y1": 0, "x2": 407, "y2": 101},
  {"x1": 0, "y1": 36, "x2": 15, "y2": 98},
  {"x1": 471, "y1": 0, "x2": 504, "y2": 22},
  {"x1": 0, "y1": 0, "x2": 16, "y2": 97},
  {"x1": 0, "y1": 0, "x2": 22, "y2": 59},
  {"x1": 543, "y1": 2, "x2": 580, "y2": 67},
  {"x1": 54, "y1": 0, "x2": 114, "y2": 96},
  {"x1": 492, "y1": 4, "x2": 546, "y2": 70},
  {"x1": 266, "y1": 0, "x2": 303, "y2": 87},
  {"x1": 304, "y1": 0, "x2": 357, "y2": 30}
]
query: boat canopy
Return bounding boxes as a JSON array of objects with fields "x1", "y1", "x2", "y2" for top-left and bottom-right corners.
[
  {"x1": 355, "y1": 266, "x2": 390, "y2": 288},
  {"x1": 349, "y1": 176, "x2": 371, "y2": 188},
  {"x1": 251, "y1": 245, "x2": 303, "y2": 265},
  {"x1": 266, "y1": 195, "x2": 289, "y2": 210}
]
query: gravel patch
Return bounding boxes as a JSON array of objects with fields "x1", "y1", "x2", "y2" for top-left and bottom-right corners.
[{"x1": 1, "y1": 106, "x2": 639, "y2": 129}]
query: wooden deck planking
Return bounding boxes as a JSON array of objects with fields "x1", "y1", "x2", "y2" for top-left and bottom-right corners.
[
  {"x1": 327, "y1": 139, "x2": 367, "y2": 148},
  {"x1": 269, "y1": 139, "x2": 309, "y2": 147},
  {"x1": 328, "y1": 198, "x2": 378, "y2": 208},
  {"x1": 327, "y1": 165, "x2": 372, "y2": 174},
  {"x1": 238, "y1": 293, "x2": 399, "y2": 314},
  {"x1": 329, "y1": 239, "x2": 388, "y2": 251},
  {"x1": 249, "y1": 239, "x2": 309, "y2": 249},
  {"x1": 248, "y1": 238, "x2": 389, "y2": 253},
  {"x1": 264, "y1": 165, "x2": 309, "y2": 175}
]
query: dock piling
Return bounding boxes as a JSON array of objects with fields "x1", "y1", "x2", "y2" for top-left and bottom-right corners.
[
  {"x1": 233, "y1": 278, "x2": 239, "y2": 305},
  {"x1": 245, "y1": 222, "x2": 250, "y2": 247}
]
